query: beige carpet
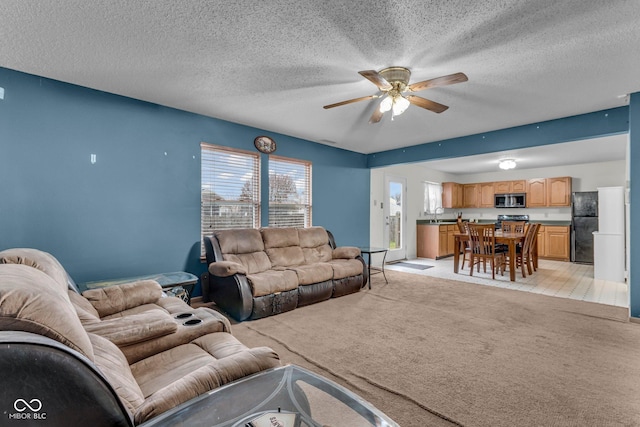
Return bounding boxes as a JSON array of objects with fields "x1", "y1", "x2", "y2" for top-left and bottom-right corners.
[{"x1": 230, "y1": 270, "x2": 640, "y2": 427}]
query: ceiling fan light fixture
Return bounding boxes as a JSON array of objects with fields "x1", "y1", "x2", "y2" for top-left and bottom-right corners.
[
  {"x1": 379, "y1": 95, "x2": 393, "y2": 113},
  {"x1": 499, "y1": 159, "x2": 517, "y2": 170},
  {"x1": 392, "y1": 95, "x2": 410, "y2": 116}
]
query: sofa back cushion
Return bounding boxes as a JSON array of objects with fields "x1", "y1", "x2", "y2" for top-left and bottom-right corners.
[
  {"x1": 215, "y1": 229, "x2": 271, "y2": 274},
  {"x1": 298, "y1": 227, "x2": 333, "y2": 264},
  {"x1": 261, "y1": 228, "x2": 305, "y2": 268},
  {"x1": 0, "y1": 248, "x2": 71, "y2": 297},
  {"x1": 0, "y1": 264, "x2": 95, "y2": 361}
]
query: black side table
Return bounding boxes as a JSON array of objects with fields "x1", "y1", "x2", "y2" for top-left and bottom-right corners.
[{"x1": 358, "y1": 247, "x2": 388, "y2": 288}]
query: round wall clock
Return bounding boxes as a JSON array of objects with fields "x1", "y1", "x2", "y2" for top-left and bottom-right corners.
[{"x1": 254, "y1": 136, "x2": 277, "y2": 154}]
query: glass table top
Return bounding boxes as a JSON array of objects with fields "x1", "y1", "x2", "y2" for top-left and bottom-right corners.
[{"x1": 142, "y1": 364, "x2": 399, "y2": 427}]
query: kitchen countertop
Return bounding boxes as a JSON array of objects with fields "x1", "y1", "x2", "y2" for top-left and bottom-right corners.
[{"x1": 416, "y1": 219, "x2": 571, "y2": 226}]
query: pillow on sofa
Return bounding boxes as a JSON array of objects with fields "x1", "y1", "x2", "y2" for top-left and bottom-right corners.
[{"x1": 82, "y1": 280, "x2": 164, "y2": 317}]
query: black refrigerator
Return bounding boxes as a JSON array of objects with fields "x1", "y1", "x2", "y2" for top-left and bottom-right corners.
[{"x1": 571, "y1": 192, "x2": 598, "y2": 264}]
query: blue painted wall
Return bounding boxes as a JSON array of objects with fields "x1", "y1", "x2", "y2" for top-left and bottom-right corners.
[
  {"x1": 0, "y1": 67, "x2": 370, "y2": 294},
  {"x1": 367, "y1": 107, "x2": 628, "y2": 168}
]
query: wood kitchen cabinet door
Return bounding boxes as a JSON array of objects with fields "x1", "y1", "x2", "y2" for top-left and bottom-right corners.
[
  {"x1": 447, "y1": 225, "x2": 457, "y2": 255},
  {"x1": 478, "y1": 183, "x2": 495, "y2": 207},
  {"x1": 537, "y1": 226, "x2": 547, "y2": 257},
  {"x1": 438, "y1": 227, "x2": 449, "y2": 257},
  {"x1": 442, "y1": 182, "x2": 463, "y2": 208},
  {"x1": 547, "y1": 177, "x2": 572, "y2": 206},
  {"x1": 494, "y1": 181, "x2": 511, "y2": 194},
  {"x1": 463, "y1": 184, "x2": 479, "y2": 208},
  {"x1": 511, "y1": 180, "x2": 526, "y2": 192},
  {"x1": 526, "y1": 178, "x2": 547, "y2": 207},
  {"x1": 545, "y1": 226, "x2": 570, "y2": 260}
]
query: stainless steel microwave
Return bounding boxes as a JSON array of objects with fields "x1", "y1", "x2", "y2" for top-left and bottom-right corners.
[{"x1": 495, "y1": 193, "x2": 526, "y2": 208}]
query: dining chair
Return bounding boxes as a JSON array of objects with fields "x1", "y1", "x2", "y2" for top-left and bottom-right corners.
[
  {"x1": 467, "y1": 223, "x2": 506, "y2": 280},
  {"x1": 501, "y1": 221, "x2": 526, "y2": 233},
  {"x1": 456, "y1": 220, "x2": 472, "y2": 270},
  {"x1": 516, "y1": 223, "x2": 541, "y2": 277}
]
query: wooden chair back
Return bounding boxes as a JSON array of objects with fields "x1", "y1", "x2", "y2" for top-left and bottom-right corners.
[
  {"x1": 468, "y1": 223, "x2": 499, "y2": 256},
  {"x1": 501, "y1": 221, "x2": 526, "y2": 233}
]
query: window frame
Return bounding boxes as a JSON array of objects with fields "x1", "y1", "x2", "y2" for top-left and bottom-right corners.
[
  {"x1": 200, "y1": 143, "x2": 261, "y2": 249},
  {"x1": 267, "y1": 155, "x2": 312, "y2": 228}
]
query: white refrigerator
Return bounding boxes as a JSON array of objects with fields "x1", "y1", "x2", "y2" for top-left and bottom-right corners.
[{"x1": 593, "y1": 186, "x2": 625, "y2": 282}]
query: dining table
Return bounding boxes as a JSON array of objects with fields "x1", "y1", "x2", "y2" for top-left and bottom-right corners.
[{"x1": 453, "y1": 230, "x2": 528, "y2": 282}]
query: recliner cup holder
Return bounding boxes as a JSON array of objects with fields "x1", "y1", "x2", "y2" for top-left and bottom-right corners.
[
  {"x1": 175, "y1": 313, "x2": 193, "y2": 319},
  {"x1": 183, "y1": 318, "x2": 203, "y2": 326}
]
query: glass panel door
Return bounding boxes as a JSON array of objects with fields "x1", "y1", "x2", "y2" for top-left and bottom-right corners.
[{"x1": 384, "y1": 175, "x2": 406, "y2": 262}]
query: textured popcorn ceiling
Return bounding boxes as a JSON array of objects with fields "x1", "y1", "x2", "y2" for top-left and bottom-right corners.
[{"x1": 0, "y1": 0, "x2": 638, "y2": 159}]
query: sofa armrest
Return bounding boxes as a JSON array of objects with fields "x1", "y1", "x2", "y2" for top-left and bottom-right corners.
[
  {"x1": 82, "y1": 280, "x2": 164, "y2": 317},
  {"x1": 208, "y1": 261, "x2": 247, "y2": 277},
  {"x1": 332, "y1": 246, "x2": 361, "y2": 259},
  {"x1": 83, "y1": 309, "x2": 178, "y2": 347}
]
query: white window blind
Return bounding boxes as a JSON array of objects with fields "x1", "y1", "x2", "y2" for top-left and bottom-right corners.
[
  {"x1": 424, "y1": 181, "x2": 443, "y2": 214},
  {"x1": 201, "y1": 143, "x2": 260, "y2": 240},
  {"x1": 268, "y1": 156, "x2": 312, "y2": 228}
]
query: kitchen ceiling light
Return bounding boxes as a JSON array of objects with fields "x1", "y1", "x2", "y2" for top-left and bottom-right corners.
[{"x1": 499, "y1": 159, "x2": 517, "y2": 170}]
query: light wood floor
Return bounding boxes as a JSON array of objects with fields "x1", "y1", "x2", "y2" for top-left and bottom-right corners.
[{"x1": 385, "y1": 256, "x2": 629, "y2": 309}]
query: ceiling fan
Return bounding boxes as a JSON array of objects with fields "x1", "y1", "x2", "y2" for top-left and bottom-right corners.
[{"x1": 323, "y1": 67, "x2": 468, "y2": 123}]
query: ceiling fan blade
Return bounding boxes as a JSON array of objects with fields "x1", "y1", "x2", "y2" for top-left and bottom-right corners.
[
  {"x1": 369, "y1": 107, "x2": 384, "y2": 124},
  {"x1": 323, "y1": 95, "x2": 377, "y2": 109},
  {"x1": 406, "y1": 95, "x2": 449, "y2": 113},
  {"x1": 408, "y1": 72, "x2": 468, "y2": 92},
  {"x1": 358, "y1": 70, "x2": 393, "y2": 91}
]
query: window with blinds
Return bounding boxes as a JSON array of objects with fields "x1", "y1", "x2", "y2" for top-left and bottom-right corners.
[
  {"x1": 201, "y1": 143, "x2": 260, "y2": 241},
  {"x1": 268, "y1": 156, "x2": 312, "y2": 228}
]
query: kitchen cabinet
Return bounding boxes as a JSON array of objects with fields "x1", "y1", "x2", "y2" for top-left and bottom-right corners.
[
  {"x1": 511, "y1": 180, "x2": 526, "y2": 192},
  {"x1": 547, "y1": 177, "x2": 572, "y2": 206},
  {"x1": 463, "y1": 184, "x2": 479, "y2": 208},
  {"x1": 526, "y1": 178, "x2": 547, "y2": 207},
  {"x1": 479, "y1": 183, "x2": 495, "y2": 208},
  {"x1": 537, "y1": 225, "x2": 570, "y2": 261},
  {"x1": 494, "y1": 180, "x2": 526, "y2": 194},
  {"x1": 442, "y1": 182, "x2": 463, "y2": 208},
  {"x1": 417, "y1": 224, "x2": 458, "y2": 259}
]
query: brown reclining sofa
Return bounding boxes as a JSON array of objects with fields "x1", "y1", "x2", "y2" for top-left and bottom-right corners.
[
  {"x1": 0, "y1": 248, "x2": 280, "y2": 426},
  {"x1": 203, "y1": 226, "x2": 367, "y2": 321}
]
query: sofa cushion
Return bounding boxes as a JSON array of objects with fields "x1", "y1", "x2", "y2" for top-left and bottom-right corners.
[
  {"x1": 215, "y1": 228, "x2": 265, "y2": 254},
  {"x1": 298, "y1": 227, "x2": 333, "y2": 263},
  {"x1": 68, "y1": 290, "x2": 101, "y2": 324},
  {"x1": 88, "y1": 332, "x2": 145, "y2": 415},
  {"x1": 82, "y1": 280, "x2": 164, "y2": 317},
  {"x1": 288, "y1": 263, "x2": 334, "y2": 285},
  {"x1": 0, "y1": 248, "x2": 71, "y2": 296},
  {"x1": 0, "y1": 264, "x2": 95, "y2": 360},
  {"x1": 246, "y1": 269, "x2": 298, "y2": 297},
  {"x1": 223, "y1": 252, "x2": 272, "y2": 275},
  {"x1": 130, "y1": 333, "x2": 280, "y2": 424},
  {"x1": 262, "y1": 228, "x2": 305, "y2": 267},
  {"x1": 329, "y1": 258, "x2": 365, "y2": 279}
]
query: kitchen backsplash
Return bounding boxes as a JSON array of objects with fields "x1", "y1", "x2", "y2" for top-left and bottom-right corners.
[{"x1": 436, "y1": 207, "x2": 572, "y2": 222}]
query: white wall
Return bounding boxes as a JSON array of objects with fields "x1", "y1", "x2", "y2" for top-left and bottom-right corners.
[{"x1": 370, "y1": 159, "x2": 626, "y2": 260}]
